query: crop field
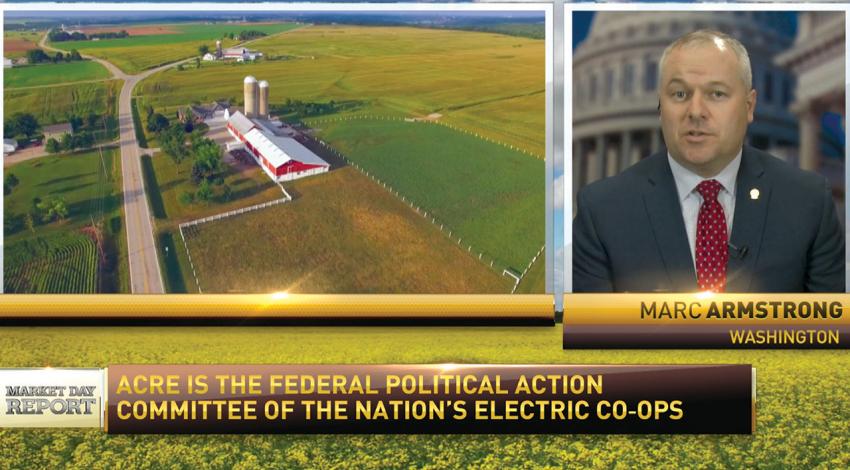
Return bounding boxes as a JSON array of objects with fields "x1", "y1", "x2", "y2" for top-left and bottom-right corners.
[
  {"x1": 4, "y1": 60, "x2": 110, "y2": 88},
  {"x1": 181, "y1": 167, "x2": 514, "y2": 294},
  {"x1": 136, "y1": 25, "x2": 544, "y2": 155},
  {"x1": 311, "y1": 118, "x2": 543, "y2": 272},
  {"x1": 4, "y1": 148, "x2": 127, "y2": 292},
  {"x1": 3, "y1": 30, "x2": 42, "y2": 58},
  {"x1": 0, "y1": 326, "x2": 847, "y2": 467},
  {"x1": 4, "y1": 79, "x2": 121, "y2": 126},
  {"x1": 50, "y1": 22, "x2": 302, "y2": 74},
  {"x1": 4, "y1": 233, "x2": 98, "y2": 293}
]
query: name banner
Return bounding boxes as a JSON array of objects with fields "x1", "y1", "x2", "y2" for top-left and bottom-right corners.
[
  {"x1": 105, "y1": 364, "x2": 754, "y2": 434},
  {"x1": 563, "y1": 294, "x2": 850, "y2": 348}
]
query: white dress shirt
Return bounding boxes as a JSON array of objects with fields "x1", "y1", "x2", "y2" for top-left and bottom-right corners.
[{"x1": 667, "y1": 150, "x2": 742, "y2": 268}]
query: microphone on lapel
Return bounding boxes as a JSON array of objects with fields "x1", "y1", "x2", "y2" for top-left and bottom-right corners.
[{"x1": 728, "y1": 243, "x2": 748, "y2": 260}]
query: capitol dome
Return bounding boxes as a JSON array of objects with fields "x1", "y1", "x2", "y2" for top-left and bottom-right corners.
[{"x1": 572, "y1": 12, "x2": 799, "y2": 197}]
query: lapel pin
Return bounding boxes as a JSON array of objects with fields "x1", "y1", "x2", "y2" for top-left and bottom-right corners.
[{"x1": 750, "y1": 188, "x2": 760, "y2": 200}]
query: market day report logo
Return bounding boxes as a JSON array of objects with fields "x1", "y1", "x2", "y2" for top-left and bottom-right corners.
[{"x1": 0, "y1": 369, "x2": 103, "y2": 427}]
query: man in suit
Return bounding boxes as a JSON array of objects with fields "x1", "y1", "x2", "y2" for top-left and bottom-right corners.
[{"x1": 573, "y1": 30, "x2": 844, "y2": 293}]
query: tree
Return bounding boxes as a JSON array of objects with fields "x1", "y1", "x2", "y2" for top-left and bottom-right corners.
[
  {"x1": 191, "y1": 137, "x2": 223, "y2": 184},
  {"x1": 24, "y1": 213, "x2": 35, "y2": 233},
  {"x1": 176, "y1": 64, "x2": 184, "y2": 72},
  {"x1": 199, "y1": 44, "x2": 210, "y2": 56},
  {"x1": 4, "y1": 173, "x2": 19, "y2": 196},
  {"x1": 195, "y1": 179, "x2": 214, "y2": 203},
  {"x1": 68, "y1": 114, "x2": 83, "y2": 132},
  {"x1": 160, "y1": 124, "x2": 189, "y2": 174},
  {"x1": 53, "y1": 51, "x2": 65, "y2": 63},
  {"x1": 4, "y1": 113, "x2": 39, "y2": 140},
  {"x1": 146, "y1": 113, "x2": 169, "y2": 133},
  {"x1": 221, "y1": 184, "x2": 232, "y2": 202},
  {"x1": 60, "y1": 133, "x2": 74, "y2": 152},
  {"x1": 69, "y1": 49, "x2": 82, "y2": 61},
  {"x1": 178, "y1": 191, "x2": 195, "y2": 205},
  {"x1": 86, "y1": 113, "x2": 100, "y2": 128},
  {"x1": 194, "y1": 57, "x2": 200, "y2": 69},
  {"x1": 25, "y1": 49, "x2": 50, "y2": 64},
  {"x1": 37, "y1": 197, "x2": 68, "y2": 223},
  {"x1": 45, "y1": 138, "x2": 61, "y2": 154}
]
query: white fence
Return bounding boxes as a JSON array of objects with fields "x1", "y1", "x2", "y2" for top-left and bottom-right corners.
[{"x1": 177, "y1": 183, "x2": 292, "y2": 292}]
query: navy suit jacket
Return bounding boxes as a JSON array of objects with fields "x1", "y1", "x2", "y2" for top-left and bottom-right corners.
[{"x1": 573, "y1": 146, "x2": 845, "y2": 292}]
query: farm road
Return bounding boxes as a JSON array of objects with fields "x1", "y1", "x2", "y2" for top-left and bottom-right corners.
[{"x1": 39, "y1": 33, "x2": 188, "y2": 293}]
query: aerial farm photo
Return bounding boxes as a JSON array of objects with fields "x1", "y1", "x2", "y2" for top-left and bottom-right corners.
[{"x1": 2, "y1": 10, "x2": 546, "y2": 294}]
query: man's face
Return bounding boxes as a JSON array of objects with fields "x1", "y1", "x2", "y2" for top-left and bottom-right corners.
[{"x1": 659, "y1": 41, "x2": 756, "y2": 177}]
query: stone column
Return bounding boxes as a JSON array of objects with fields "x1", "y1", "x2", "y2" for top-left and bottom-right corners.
[
  {"x1": 586, "y1": 135, "x2": 605, "y2": 184},
  {"x1": 605, "y1": 144, "x2": 619, "y2": 177},
  {"x1": 650, "y1": 127, "x2": 662, "y2": 154},
  {"x1": 620, "y1": 130, "x2": 633, "y2": 171},
  {"x1": 798, "y1": 104, "x2": 821, "y2": 172}
]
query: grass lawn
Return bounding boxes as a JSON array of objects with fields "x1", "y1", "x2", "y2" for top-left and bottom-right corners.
[
  {"x1": 136, "y1": 25, "x2": 544, "y2": 155},
  {"x1": 4, "y1": 60, "x2": 110, "y2": 88},
  {"x1": 313, "y1": 118, "x2": 544, "y2": 272},
  {"x1": 51, "y1": 22, "x2": 302, "y2": 74},
  {"x1": 182, "y1": 167, "x2": 514, "y2": 294},
  {"x1": 145, "y1": 151, "x2": 284, "y2": 227},
  {"x1": 0, "y1": 326, "x2": 846, "y2": 467},
  {"x1": 4, "y1": 147, "x2": 127, "y2": 292},
  {"x1": 4, "y1": 79, "x2": 121, "y2": 126},
  {"x1": 515, "y1": 253, "x2": 546, "y2": 294}
]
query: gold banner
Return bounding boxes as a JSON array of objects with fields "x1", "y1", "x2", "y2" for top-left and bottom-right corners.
[{"x1": 0, "y1": 294, "x2": 553, "y2": 318}]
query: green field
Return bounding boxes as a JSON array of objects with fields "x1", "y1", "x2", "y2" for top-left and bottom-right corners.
[
  {"x1": 4, "y1": 60, "x2": 110, "y2": 88},
  {"x1": 0, "y1": 326, "x2": 846, "y2": 467},
  {"x1": 51, "y1": 23, "x2": 302, "y2": 74},
  {"x1": 4, "y1": 79, "x2": 121, "y2": 126},
  {"x1": 313, "y1": 118, "x2": 543, "y2": 271},
  {"x1": 4, "y1": 232, "x2": 98, "y2": 293},
  {"x1": 136, "y1": 25, "x2": 544, "y2": 156},
  {"x1": 181, "y1": 167, "x2": 514, "y2": 294},
  {"x1": 4, "y1": 148, "x2": 127, "y2": 292}
]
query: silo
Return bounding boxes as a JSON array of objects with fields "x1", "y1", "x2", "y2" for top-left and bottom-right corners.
[
  {"x1": 243, "y1": 76, "x2": 258, "y2": 117},
  {"x1": 258, "y1": 80, "x2": 269, "y2": 118},
  {"x1": 215, "y1": 40, "x2": 222, "y2": 58}
]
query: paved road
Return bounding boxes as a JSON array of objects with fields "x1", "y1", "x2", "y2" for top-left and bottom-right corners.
[{"x1": 39, "y1": 34, "x2": 185, "y2": 293}]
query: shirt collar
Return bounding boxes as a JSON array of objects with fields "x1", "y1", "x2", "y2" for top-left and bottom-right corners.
[{"x1": 667, "y1": 149, "x2": 742, "y2": 202}]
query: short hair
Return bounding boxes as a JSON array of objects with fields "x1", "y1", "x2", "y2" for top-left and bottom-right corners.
[{"x1": 658, "y1": 29, "x2": 753, "y2": 91}]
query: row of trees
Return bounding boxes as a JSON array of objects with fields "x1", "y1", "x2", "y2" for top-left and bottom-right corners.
[
  {"x1": 26, "y1": 48, "x2": 83, "y2": 64},
  {"x1": 45, "y1": 132, "x2": 96, "y2": 154},
  {"x1": 48, "y1": 29, "x2": 128, "y2": 42}
]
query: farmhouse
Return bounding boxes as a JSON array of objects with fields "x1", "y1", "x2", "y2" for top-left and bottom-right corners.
[
  {"x1": 207, "y1": 40, "x2": 262, "y2": 62},
  {"x1": 43, "y1": 123, "x2": 73, "y2": 142},
  {"x1": 178, "y1": 100, "x2": 231, "y2": 123},
  {"x1": 225, "y1": 76, "x2": 329, "y2": 182}
]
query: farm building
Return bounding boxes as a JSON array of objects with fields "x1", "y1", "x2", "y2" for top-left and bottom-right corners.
[
  {"x1": 43, "y1": 123, "x2": 73, "y2": 142},
  {"x1": 3, "y1": 57, "x2": 13, "y2": 68},
  {"x1": 227, "y1": 111, "x2": 328, "y2": 182},
  {"x1": 222, "y1": 47, "x2": 262, "y2": 62},
  {"x1": 178, "y1": 100, "x2": 231, "y2": 123},
  {"x1": 225, "y1": 76, "x2": 329, "y2": 182}
]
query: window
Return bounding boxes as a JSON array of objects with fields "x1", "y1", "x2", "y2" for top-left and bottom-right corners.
[
  {"x1": 644, "y1": 59, "x2": 657, "y2": 92},
  {"x1": 589, "y1": 73, "x2": 598, "y2": 103},
  {"x1": 605, "y1": 68, "x2": 615, "y2": 100},
  {"x1": 622, "y1": 62, "x2": 634, "y2": 97}
]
